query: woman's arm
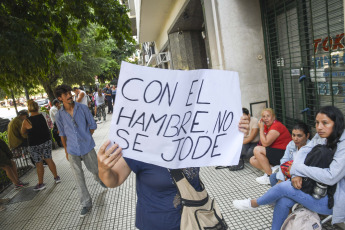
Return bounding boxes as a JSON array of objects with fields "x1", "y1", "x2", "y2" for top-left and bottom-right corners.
[
  {"x1": 98, "y1": 141, "x2": 132, "y2": 188},
  {"x1": 259, "y1": 128, "x2": 280, "y2": 147},
  {"x1": 291, "y1": 141, "x2": 345, "y2": 186},
  {"x1": 243, "y1": 127, "x2": 259, "y2": 145},
  {"x1": 20, "y1": 119, "x2": 31, "y2": 136}
]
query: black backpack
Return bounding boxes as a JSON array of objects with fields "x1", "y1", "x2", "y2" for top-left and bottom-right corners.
[{"x1": 301, "y1": 144, "x2": 337, "y2": 208}]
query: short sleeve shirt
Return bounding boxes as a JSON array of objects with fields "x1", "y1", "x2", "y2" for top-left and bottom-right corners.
[
  {"x1": 245, "y1": 117, "x2": 260, "y2": 143},
  {"x1": 264, "y1": 120, "x2": 291, "y2": 150},
  {"x1": 124, "y1": 158, "x2": 201, "y2": 230}
]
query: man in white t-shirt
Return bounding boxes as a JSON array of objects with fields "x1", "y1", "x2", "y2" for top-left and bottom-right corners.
[
  {"x1": 73, "y1": 87, "x2": 88, "y2": 107},
  {"x1": 229, "y1": 107, "x2": 259, "y2": 171}
]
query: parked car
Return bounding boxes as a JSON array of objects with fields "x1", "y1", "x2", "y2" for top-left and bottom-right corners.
[
  {"x1": 35, "y1": 99, "x2": 50, "y2": 110},
  {"x1": 0, "y1": 117, "x2": 10, "y2": 133}
]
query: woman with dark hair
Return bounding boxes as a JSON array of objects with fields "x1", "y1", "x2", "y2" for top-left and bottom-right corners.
[
  {"x1": 269, "y1": 122, "x2": 310, "y2": 186},
  {"x1": 233, "y1": 106, "x2": 345, "y2": 229}
]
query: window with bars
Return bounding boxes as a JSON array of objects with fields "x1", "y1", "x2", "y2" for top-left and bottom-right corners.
[{"x1": 260, "y1": 0, "x2": 345, "y2": 132}]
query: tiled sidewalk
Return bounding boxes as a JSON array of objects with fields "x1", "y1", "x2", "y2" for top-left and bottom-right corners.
[{"x1": 0, "y1": 113, "x2": 342, "y2": 229}]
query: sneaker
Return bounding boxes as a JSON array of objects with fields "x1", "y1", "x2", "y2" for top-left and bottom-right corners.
[
  {"x1": 271, "y1": 165, "x2": 280, "y2": 174},
  {"x1": 256, "y1": 174, "x2": 270, "y2": 185},
  {"x1": 33, "y1": 183, "x2": 46, "y2": 191},
  {"x1": 80, "y1": 206, "x2": 91, "y2": 217},
  {"x1": 15, "y1": 181, "x2": 29, "y2": 190},
  {"x1": 233, "y1": 199, "x2": 258, "y2": 211},
  {"x1": 54, "y1": 176, "x2": 61, "y2": 184},
  {"x1": 96, "y1": 120, "x2": 102, "y2": 124}
]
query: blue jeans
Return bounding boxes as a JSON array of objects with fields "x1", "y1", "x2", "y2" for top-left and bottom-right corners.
[
  {"x1": 269, "y1": 173, "x2": 278, "y2": 187},
  {"x1": 257, "y1": 180, "x2": 332, "y2": 230}
]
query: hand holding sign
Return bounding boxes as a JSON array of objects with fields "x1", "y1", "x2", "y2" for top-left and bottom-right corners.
[{"x1": 108, "y1": 62, "x2": 243, "y2": 169}]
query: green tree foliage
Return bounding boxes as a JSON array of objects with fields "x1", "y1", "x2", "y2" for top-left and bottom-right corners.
[{"x1": 0, "y1": 0, "x2": 133, "y2": 98}]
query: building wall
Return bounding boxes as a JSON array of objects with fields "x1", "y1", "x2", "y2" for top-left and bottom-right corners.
[{"x1": 205, "y1": 0, "x2": 269, "y2": 113}]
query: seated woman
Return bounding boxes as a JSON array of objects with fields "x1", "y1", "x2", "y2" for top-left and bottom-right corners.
[
  {"x1": 269, "y1": 122, "x2": 310, "y2": 186},
  {"x1": 233, "y1": 106, "x2": 345, "y2": 230},
  {"x1": 250, "y1": 108, "x2": 291, "y2": 185}
]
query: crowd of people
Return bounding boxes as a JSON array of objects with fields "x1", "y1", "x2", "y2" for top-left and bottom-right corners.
[{"x1": 0, "y1": 82, "x2": 344, "y2": 229}]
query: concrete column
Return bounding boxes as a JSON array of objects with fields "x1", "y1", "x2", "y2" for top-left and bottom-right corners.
[{"x1": 168, "y1": 31, "x2": 208, "y2": 70}]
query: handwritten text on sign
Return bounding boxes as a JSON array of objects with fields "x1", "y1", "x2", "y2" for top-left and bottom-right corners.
[{"x1": 109, "y1": 62, "x2": 243, "y2": 169}]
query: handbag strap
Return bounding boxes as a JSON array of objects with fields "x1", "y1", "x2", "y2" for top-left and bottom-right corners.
[{"x1": 169, "y1": 169, "x2": 208, "y2": 204}]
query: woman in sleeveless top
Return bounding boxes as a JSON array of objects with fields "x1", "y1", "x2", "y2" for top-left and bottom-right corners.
[{"x1": 21, "y1": 100, "x2": 61, "y2": 191}]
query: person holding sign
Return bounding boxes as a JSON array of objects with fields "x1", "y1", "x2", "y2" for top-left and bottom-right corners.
[
  {"x1": 97, "y1": 116, "x2": 249, "y2": 230},
  {"x1": 250, "y1": 108, "x2": 291, "y2": 185}
]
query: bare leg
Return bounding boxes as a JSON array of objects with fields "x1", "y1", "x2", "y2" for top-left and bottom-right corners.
[
  {"x1": 10, "y1": 160, "x2": 19, "y2": 182},
  {"x1": 44, "y1": 158, "x2": 58, "y2": 178},
  {"x1": 250, "y1": 156, "x2": 263, "y2": 171},
  {"x1": 251, "y1": 199, "x2": 259, "y2": 208},
  {"x1": 36, "y1": 162, "x2": 44, "y2": 184},
  {"x1": 253, "y1": 146, "x2": 272, "y2": 175},
  {"x1": 1, "y1": 165, "x2": 19, "y2": 185}
]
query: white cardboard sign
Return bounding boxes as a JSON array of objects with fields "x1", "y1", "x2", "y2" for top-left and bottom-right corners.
[{"x1": 109, "y1": 62, "x2": 243, "y2": 169}]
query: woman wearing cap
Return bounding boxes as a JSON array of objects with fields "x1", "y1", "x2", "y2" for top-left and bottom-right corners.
[{"x1": 21, "y1": 100, "x2": 61, "y2": 191}]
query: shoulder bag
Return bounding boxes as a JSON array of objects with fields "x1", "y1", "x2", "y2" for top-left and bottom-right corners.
[{"x1": 169, "y1": 169, "x2": 228, "y2": 230}]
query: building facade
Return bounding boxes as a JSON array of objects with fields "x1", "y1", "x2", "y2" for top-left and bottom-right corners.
[{"x1": 131, "y1": 0, "x2": 345, "y2": 129}]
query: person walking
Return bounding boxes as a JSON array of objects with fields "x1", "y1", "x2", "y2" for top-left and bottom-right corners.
[
  {"x1": 21, "y1": 100, "x2": 61, "y2": 191},
  {"x1": 54, "y1": 84, "x2": 107, "y2": 217}
]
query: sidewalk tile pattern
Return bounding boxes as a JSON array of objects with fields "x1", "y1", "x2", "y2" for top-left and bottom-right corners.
[{"x1": 0, "y1": 114, "x2": 342, "y2": 229}]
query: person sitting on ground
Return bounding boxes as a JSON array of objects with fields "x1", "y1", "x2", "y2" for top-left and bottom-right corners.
[
  {"x1": 95, "y1": 88, "x2": 106, "y2": 124},
  {"x1": 229, "y1": 108, "x2": 260, "y2": 171},
  {"x1": 233, "y1": 105, "x2": 345, "y2": 230},
  {"x1": 21, "y1": 100, "x2": 61, "y2": 191},
  {"x1": 97, "y1": 116, "x2": 250, "y2": 230},
  {"x1": 250, "y1": 108, "x2": 291, "y2": 185},
  {"x1": 269, "y1": 122, "x2": 310, "y2": 186},
  {"x1": 0, "y1": 138, "x2": 29, "y2": 190}
]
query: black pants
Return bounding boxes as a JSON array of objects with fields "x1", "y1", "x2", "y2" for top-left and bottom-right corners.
[
  {"x1": 53, "y1": 123, "x2": 62, "y2": 147},
  {"x1": 107, "y1": 98, "x2": 113, "y2": 113}
]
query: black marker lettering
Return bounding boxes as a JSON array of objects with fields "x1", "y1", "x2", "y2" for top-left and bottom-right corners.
[
  {"x1": 196, "y1": 79, "x2": 210, "y2": 104},
  {"x1": 185, "y1": 80, "x2": 198, "y2": 106},
  {"x1": 145, "y1": 113, "x2": 168, "y2": 136},
  {"x1": 159, "y1": 82, "x2": 178, "y2": 106},
  {"x1": 177, "y1": 111, "x2": 192, "y2": 135},
  {"x1": 163, "y1": 114, "x2": 181, "y2": 137},
  {"x1": 179, "y1": 136, "x2": 193, "y2": 161},
  {"x1": 121, "y1": 78, "x2": 143, "y2": 101},
  {"x1": 191, "y1": 111, "x2": 208, "y2": 133},
  {"x1": 191, "y1": 136, "x2": 212, "y2": 159},
  {"x1": 116, "y1": 129, "x2": 129, "y2": 150},
  {"x1": 116, "y1": 107, "x2": 137, "y2": 127},
  {"x1": 211, "y1": 133, "x2": 227, "y2": 157},
  {"x1": 133, "y1": 133, "x2": 148, "y2": 152},
  {"x1": 144, "y1": 80, "x2": 162, "y2": 103},
  {"x1": 161, "y1": 137, "x2": 184, "y2": 162},
  {"x1": 131, "y1": 112, "x2": 146, "y2": 131}
]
